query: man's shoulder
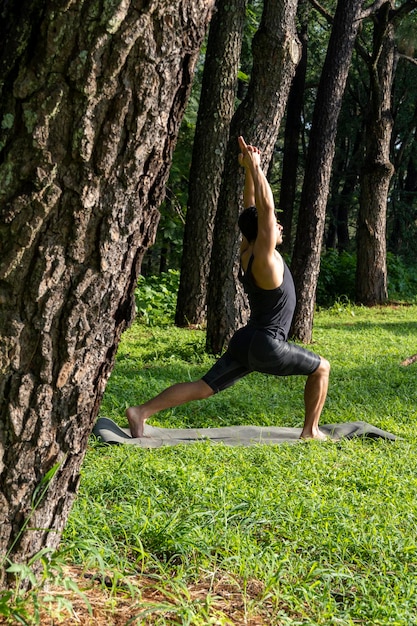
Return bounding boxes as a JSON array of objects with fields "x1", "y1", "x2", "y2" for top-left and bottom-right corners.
[{"x1": 250, "y1": 250, "x2": 284, "y2": 289}]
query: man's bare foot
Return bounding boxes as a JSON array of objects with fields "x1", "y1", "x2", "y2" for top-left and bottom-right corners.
[
  {"x1": 299, "y1": 428, "x2": 328, "y2": 441},
  {"x1": 126, "y1": 406, "x2": 148, "y2": 438}
]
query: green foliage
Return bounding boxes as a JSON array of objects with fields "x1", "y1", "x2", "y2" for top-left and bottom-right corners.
[
  {"x1": 387, "y1": 253, "x2": 417, "y2": 302},
  {"x1": 135, "y1": 270, "x2": 180, "y2": 326},
  {"x1": 317, "y1": 251, "x2": 417, "y2": 306},
  {"x1": 241, "y1": 0, "x2": 262, "y2": 77},
  {"x1": 316, "y1": 250, "x2": 356, "y2": 306},
  {"x1": 394, "y1": 6, "x2": 417, "y2": 53}
]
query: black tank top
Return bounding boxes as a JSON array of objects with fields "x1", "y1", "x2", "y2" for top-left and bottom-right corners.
[{"x1": 239, "y1": 255, "x2": 296, "y2": 340}]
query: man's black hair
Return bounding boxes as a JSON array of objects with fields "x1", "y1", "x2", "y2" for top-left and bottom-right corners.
[{"x1": 238, "y1": 206, "x2": 258, "y2": 242}]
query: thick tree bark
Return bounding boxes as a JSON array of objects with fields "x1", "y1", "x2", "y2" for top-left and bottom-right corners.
[
  {"x1": 175, "y1": 0, "x2": 247, "y2": 327},
  {"x1": 206, "y1": 0, "x2": 301, "y2": 354},
  {"x1": 290, "y1": 0, "x2": 364, "y2": 343},
  {"x1": 356, "y1": 2, "x2": 395, "y2": 304},
  {"x1": 0, "y1": 0, "x2": 214, "y2": 582}
]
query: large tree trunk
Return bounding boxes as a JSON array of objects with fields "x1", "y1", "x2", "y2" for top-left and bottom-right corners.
[
  {"x1": 290, "y1": 0, "x2": 364, "y2": 343},
  {"x1": 356, "y1": 2, "x2": 395, "y2": 304},
  {"x1": 206, "y1": 0, "x2": 301, "y2": 354},
  {"x1": 175, "y1": 0, "x2": 247, "y2": 327},
  {"x1": 0, "y1": 0, "x2": 214, "y2": 582}
]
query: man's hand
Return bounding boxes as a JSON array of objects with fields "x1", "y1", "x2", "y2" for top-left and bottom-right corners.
[{"x1": 238, "y1": 136, "x2": 261, "y2": 169}]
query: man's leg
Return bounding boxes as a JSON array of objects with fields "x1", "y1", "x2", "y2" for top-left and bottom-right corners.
[
  {"x1": 126, "y1": 379, "x2": 214, "y2": 437},
  {"x1": 300, "y1": 357, "x2": 330, "y2": 440}
]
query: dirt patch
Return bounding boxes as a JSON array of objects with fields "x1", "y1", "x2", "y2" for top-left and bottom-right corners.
[
  {"x1": 0, "y1": 565, "x2": 293, "y2": 625},
  {"x1": 400, "y1": 354, "x2": 417, "y2": 366}
]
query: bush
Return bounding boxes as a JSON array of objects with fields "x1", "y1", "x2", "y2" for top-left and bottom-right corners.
[
  {"x1": 317, "y1": 250, "x2": 417, "y2": 306},
  {"x1": 387, "y1": 253, "x2": 417, "y2": 302},
  {"x1": 135, "y1": 270, "x2": 180, "y2": 326},
  {"x1": 316, "y1": 250, "x2": 356, "y2": 307}
]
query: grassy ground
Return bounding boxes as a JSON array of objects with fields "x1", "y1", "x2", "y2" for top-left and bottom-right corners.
[{"x1": 4, "y1": 304, "x2": 417, "y2": 624}]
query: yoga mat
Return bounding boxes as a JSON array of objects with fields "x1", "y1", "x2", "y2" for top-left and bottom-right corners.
[{"x1": 93, "y1": 417, "x2": 398, "y2": 448}]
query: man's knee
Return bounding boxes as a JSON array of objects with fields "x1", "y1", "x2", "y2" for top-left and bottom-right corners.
[
  {"x1": 317, "y1": 357, "x2": 330, "y2": 377},
  {"x1": 197, "y1": 378, "x2": 215, "y2": 399},
  {"x1": 310, "y1": 357, "x2": 330, "y2": 379}
]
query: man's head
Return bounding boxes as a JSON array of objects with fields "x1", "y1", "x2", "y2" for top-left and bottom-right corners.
[
  {"x1": 238, "y1": 206, "x2": 258, "y2": 242},
  {"x1": 238, "y1": 206, "x2": 284, "y2": 246}
]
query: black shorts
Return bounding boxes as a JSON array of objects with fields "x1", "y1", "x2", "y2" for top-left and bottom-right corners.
[{"x1": 202, "y1": 326, "x2": 321, "y2": 393}]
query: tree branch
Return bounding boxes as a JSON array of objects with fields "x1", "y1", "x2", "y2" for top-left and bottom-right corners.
[
  {"x1": 398, "y1": 52, "x2": 417, "y2": 66},
  {"x1": 308, "y1": 0, "x2": 333, "y2": 24},
  {"x1": 360, "y1": 0, "x2": 390, "y2": 20}
]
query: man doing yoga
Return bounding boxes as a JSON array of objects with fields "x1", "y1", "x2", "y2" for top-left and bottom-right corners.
[{"x1": 127, "y1": 136, "x2": 330, "y2": 440}]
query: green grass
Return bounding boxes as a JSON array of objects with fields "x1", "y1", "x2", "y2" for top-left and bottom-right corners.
[{"x1": 60, "y1": 305, "x2": 417, "y2": 623}]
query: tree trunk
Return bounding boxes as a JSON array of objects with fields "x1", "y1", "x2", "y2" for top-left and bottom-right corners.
[
  {"x1": 0, "y1": 0, "x2": 214, "y2": 582},
  {"x1": 206, "y1": 0, "x2": 301, "y2": 354},
  {"x1": 278, "y1": 0, "x2": 309, "y2": 256},
  {"x1": 356, "y1": 2, "x2": 396, "y2": 304},
  {"x1": 175, "y1": 0, "x2": 247, "y2": 327},
  {"x1": 290, "y1": 0, "x2": 364, "y2": 343}
]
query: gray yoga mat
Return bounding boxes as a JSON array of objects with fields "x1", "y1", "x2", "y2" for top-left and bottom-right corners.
[{"x1": 93, "y1": 417, "x2": 398, "y2": 448}]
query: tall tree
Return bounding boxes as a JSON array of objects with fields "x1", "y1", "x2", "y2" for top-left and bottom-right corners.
[
  {"x1": 175, "y1": 0, "x2": 247, "y2": 327},
  {"x1": 356, "y1": 2, "x2": 395, "y2": 304},
  {"x1": 206, "y1": 0, "x2": 301, "y2": 354},
  {"x1": 290, "y1": 0, "x2": 364, "y2": 343},
  {"x1": 0, "y1": 0, "x2": 214, "y2": 581},
  {"x1": 356, "y1": 0, "x2": 417, "y2": 303}
]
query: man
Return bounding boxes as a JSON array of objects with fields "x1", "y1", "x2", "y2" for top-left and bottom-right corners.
[{"x1": 127, "y1": 136, "x2": 330, "y2": 439}]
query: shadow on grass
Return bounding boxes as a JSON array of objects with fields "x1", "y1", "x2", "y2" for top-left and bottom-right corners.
[{"x1": 319, "y1": 319, "x2": 417, "y2": 337}]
